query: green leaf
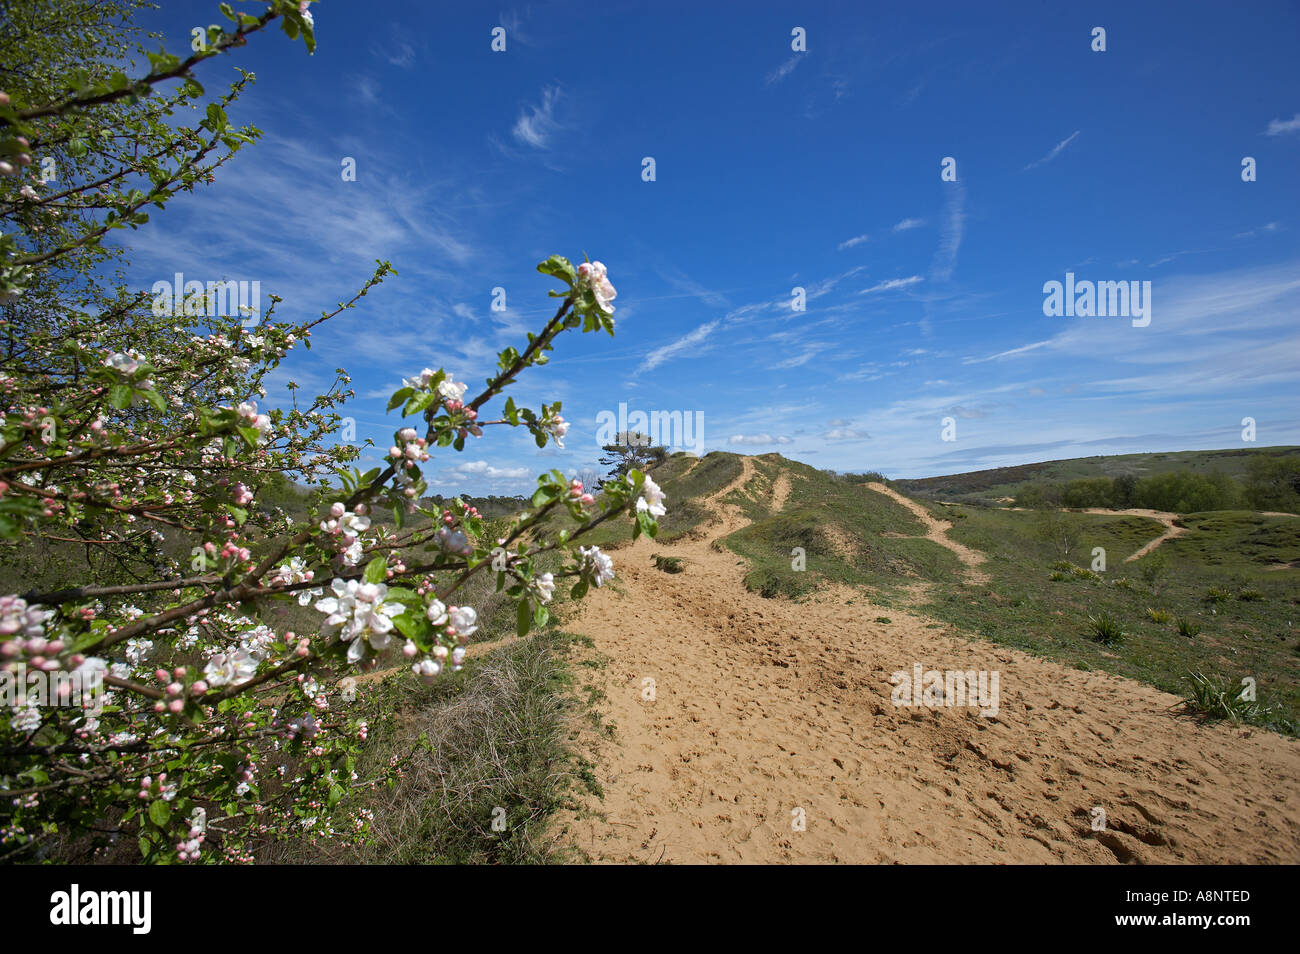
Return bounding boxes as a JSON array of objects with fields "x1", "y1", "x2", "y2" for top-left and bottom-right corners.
[
  {"x1": 363, "y1": 557, "x2": 388, "y2": 584},
  {"x1": 516, "y1": 598, "x2": 531, "y2": 638},
  {"x1": 392, "y1": 611, "x2": 429, "y2": 645},
  {"x1": 205, "y1": 103, "x2": 228, "y2": 130},
  {"x1": 536, "y1": 254, "x2": 576, "y2": 286},
  {"x1": 533, "y1": 605, "x2": 549, "y2": 629},
  {"x1": 109, "y1": 384, "x2": 132, "y2": 408},
  {"x1": 139, "y1": 389, "x2": 166, "y2": 415},
  {"x1": 387, "y1": 387, "x2": 413, "y2": 411},
  {"x1": 403, "y1": 391, "x2": 438, "y2": 417},
  {"x1": 148, "y1": 800, "x2": 171, "y2": 827}
]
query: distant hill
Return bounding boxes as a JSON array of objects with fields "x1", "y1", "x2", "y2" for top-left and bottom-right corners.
[{"x1": 892, "y1": 446, "x2": 1300, "y2": 503}]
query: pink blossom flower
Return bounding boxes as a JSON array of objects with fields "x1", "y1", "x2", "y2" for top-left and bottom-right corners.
[{"x1": 577, "y1": 261, "x2": 617, "y2": 314}]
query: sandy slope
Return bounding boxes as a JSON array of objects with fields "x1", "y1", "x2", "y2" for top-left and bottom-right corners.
[
  {"x1": 865, "y1": 482, "x2": 990, "y2": 584},
  {"x1": 560, "y1": 461, "x2": 1300, "y2": 864}
]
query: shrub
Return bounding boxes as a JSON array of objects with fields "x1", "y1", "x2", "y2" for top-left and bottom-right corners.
[
  {"x1": 0, "y1": 2, "x2": 658, "y2": 864},
  {"x1": 1136, "y1": 552, "x2": 1167, "y2": 591},
  {"x1": 651, "y1": 554, "x2": 684, "y2": 574},
  {"x1": 1146, "y1": 607, "x2": 1173, "y2": 624},
  {"x1": 1176, "y1": 617, "x2": 1202, "y2": 638},
  {"x1": 1087, "y1": 613, "x2": 1125, "y2": 645},
  {"x1": 1133, "y1": 471, "x2": 1241, "y2": 513},
  {"x1": 1183, "y1": 671, "x2": 1273, "y2": 725},
  {"x1": 1060, "y1": 477, "x2": 1116, "y2": 509}
]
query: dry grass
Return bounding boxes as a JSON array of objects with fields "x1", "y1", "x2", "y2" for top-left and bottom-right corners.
[{"x1": 258, "y1": 629, "x2": 600, "y2": 864}]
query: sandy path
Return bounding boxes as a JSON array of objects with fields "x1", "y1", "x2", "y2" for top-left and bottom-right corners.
[
  {"x1": 865, "y1": 482, "x2": 990, "y2": 584},
  {"x1": 1079, "y1": 507, "x2": 1186, "y2": 563},
  {"x1": 559, "y1": 464, "x2": 1300, "y2": 864}
]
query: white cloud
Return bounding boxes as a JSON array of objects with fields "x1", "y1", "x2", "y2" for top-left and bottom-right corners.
[
  {"x1": 859, "y1": 275, "x2": 923, "y2": 295},
  {"x1": 727, "y1": 434, "x2": 794, "y2": 446},
  {"x1": 1265, "y1": 113, "x2": 1300, "y2": 136},
  {"x1": 766, "y1": 55, "x2": 802, "y2": 85},
  {"x1": 1234, "y1": 222, "x2": 1280, "y2": 239},
  {"x1": 1023, "y1": 130, "x2": 1081, "y2": 171},
  {"x1": 444, "y1": 460, "x2": 530, "y2": 480},
  {"x1": 513, "y1": 85, "x2": 563, "y2": 149},
  {"x1": 893, "y1": 217, "x2": 925, "y2": 231},
  {"x1": 838, "y1": 233, "x2": 870, "y2": 250},
  {"x1": 962, "y1": 339, "x2": 1053, "y2": 365},
  {"x1": 640, "y1": 320, "x2": 719, "y2": 372},
  {"x1": 823, "y1": 427, "x2": 870, "y2": 440},
  {"x1": 930, "y1": 183, "x2": 965, "y2": 282}
]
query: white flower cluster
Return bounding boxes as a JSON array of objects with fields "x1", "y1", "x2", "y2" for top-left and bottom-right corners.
[
  {"x1": 320, "y1": 501, "x2": 372, "y2": 567},
  {"x1": 315, "y1": 578, "x2": 405, "y2": 664},
  {"x1": 541, "y1": 408, "x2": 569, "y2": 448},
  {"x1": 578, "y1": 546, "x2": 615, "y2": 587},
  {"x1": 0, "y1": 596, "x2": 53, "y2": 641},
  {"x1": 236, "y1": 400, "x2": 272, "y2": 440},
  {"x1": 202, "y1": 648, "x2": 259, "y2": 688},
  {"x1": 408, "y1": 600, "x2": 477, "y2": 683},
  {"x1": 103, "y1": 350, "x2": 145, "y2": 376},
  {"x1": 636, "y1": 474, "x2": 666, "y2": 518}
]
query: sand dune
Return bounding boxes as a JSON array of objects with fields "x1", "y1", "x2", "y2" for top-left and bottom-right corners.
[{"x1": 560, "y1": 461, "x2": 1300, "y2": 863}]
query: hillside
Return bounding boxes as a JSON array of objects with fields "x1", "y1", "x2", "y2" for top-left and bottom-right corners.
[
  {"x1": 554, "y1": 452, "x2": 1300, "y2": 863},
  {"x1": 892, "y1": 445, "x2": 1300, "y2": 504}
]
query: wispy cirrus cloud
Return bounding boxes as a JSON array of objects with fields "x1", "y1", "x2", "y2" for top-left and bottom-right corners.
[
  {"x1": 1265, "y1": 113, "x2": 1300, "y2": 136},
  {"x1": 513, "y1": 84, "x2": 563, "y2": 149},
  {"x1": 1023, "y1": 130, "x2": 1080, "y2": 171},
  {"x1": 639, "y1": 320, "x2": 719, "y2": 372},
  {"x1": 893, "y1": 217, "x2": 926, "y2": 231},
  {"x1": 930, "y1": 182, "x2": 965, "y2": 282},
  {"x1": 499, "y1": 9, "x2": 536, "y2": 47},
  {"x1": 1234, "y1": 222, "x2": 1280, "y2": 239},
  {"x1": 766, "y1": 55, "x2": 803, "y2": 85},
  {"x1": 859, "y1": 275, "x2": 923, "y2": 295},
  {"x1": 837, "y1": 233, "x2": 869, "y2": 250}
]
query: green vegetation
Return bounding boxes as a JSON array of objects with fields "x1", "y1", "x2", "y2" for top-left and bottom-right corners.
[
  {"x1": 1015, "y1": 469, "x2": 1245, "y2": 512},
  {"x1": 652, "y1": 553, "x2": 684, "y2": 573},
  {"x1": 896, "y1": 446, "x2": 1300, "y2": 512},
  {"x1": 257, "y1": 629, "x2": 602, "y2": 864},
  {"x1": 1087, "y1": 612, "x2": 1125, "y2": 646},
  {"x1": 1182, "y1": 671, "x2": 1276, "y2": 726},
  {"x1": 722, "y1": 456, "x2": 963, "y2": 600},
  {"x1": 920, "y1": 503, "x2": 1299, "y2": 734}
]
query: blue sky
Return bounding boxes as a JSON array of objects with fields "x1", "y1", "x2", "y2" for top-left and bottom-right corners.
[{"x1": 120, "y1": 0, "x2": 1300, "y2": 492}]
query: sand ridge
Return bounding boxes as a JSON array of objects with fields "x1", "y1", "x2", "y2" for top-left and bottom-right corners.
[
  {"x1": 865, "y1": 482, "x2": 990, "y2": 585},
  {"x1": 560, "y1": 462, "x2": 1300, "y2": 864}
]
